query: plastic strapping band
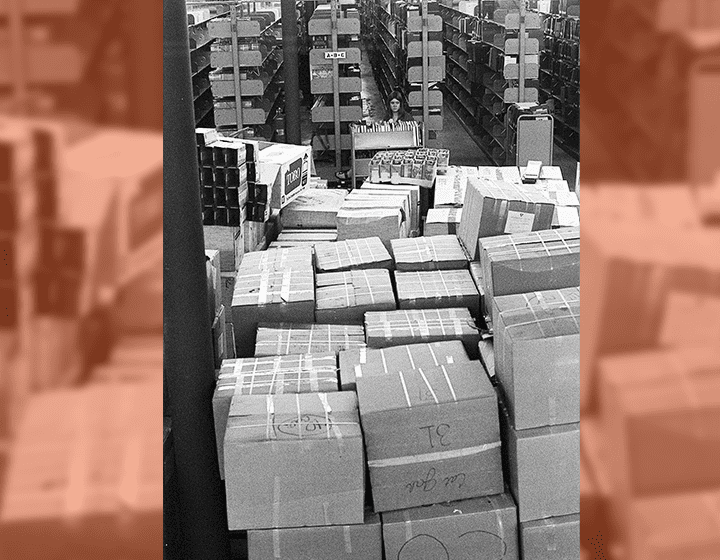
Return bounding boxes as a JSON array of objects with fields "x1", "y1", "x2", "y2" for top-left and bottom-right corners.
[
  {"x1": 65, "y1": 392, "x2": 90, "y2": 517},
  {"x1": 509, "y1": 237, "x2": 522, "y2": 262},
  {"x1": 309, "y1": 366, "x2": 319, "y2": 392},
  {"x1": 558, "y1": 290, "x2": 580, "y2": 332},
  {"x1": 537, "y1": 236, "x2": 554, "y2": 271},
  {"x1": 258, "y1": 272, "x2": 270, "y2": 305},
  {"x1": 406, "y1": 346, "x2": 416, "y2": 369},
  {"x1": 441, "y1": 365, "x2": 457, "y2": 401},
  {"x1": 280, "y1": 269, "x2": 292, "y2": 303},
  {"x1": 368, "y1": 442, "x2": 501, "y2": 467},
  {"x1": 544, "y1": 517, "x2": 558, "y2": 552},
  {"x1": 428, "y1": 344, "x2": 439, "y2": 366},
  {"x1": 418, "y1": 368, "x2": 439, "y2": 403},
  {"x1": 360, "y1": 346, "x2": 367, "y2": 364},
  {"x1": 548, "y1": 395, "x2": 558, "y2": 425},
  {"x1": 266, "y1": 395, "x2": 275, "y2": 440},
  {"x1": 273, "y1": 476, "x2": 282, "y2": 535},
  {"x1": 355, "y1": 364, "x2": 363, "y2": 379},
  {"x1": 295, "y1": 394, "x2": 303, "y2": 439},
  {"x1": 489, "y1": 495, "x2": 505, "y2": 553},
  {"x1": 344, "y1": 525, "x2": 353, "y2": 553},
  {"x1": 398, "y1": 370, "x2": 412, "y2": 408},
  {"x1": 270, "y1": 358, "x2": 281, "y2": 394},
  {"x1": 404, "y1": 509, "x2": 413, "y2": 543},
  {"x1": 323, "y1": 502, "x2": 331, "y2": 526},
  {"x1": 380, "y1": 349, "x2": 388, "y2": 374}
]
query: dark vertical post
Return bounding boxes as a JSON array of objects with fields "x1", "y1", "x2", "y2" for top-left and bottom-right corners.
[
  {"x1": 163, "y1": 1, "x2": 230, "y2": 559},
  {"x1": 282, "y1": 0, "x2": 302, "y2": 144}
]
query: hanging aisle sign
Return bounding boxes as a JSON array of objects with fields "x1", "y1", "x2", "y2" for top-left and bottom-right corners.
[{"x1": 324, "y1": 51, "x2": 347, "y2": 59}]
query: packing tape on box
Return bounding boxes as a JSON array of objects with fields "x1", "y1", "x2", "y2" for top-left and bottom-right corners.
[
  {"x1": 417, "y1": 368, "x2": 439, "y2": 403},
  {"x1": 280, "y1": 269, "x2": 292, "y2": 303},
  {"x1": 368, "y1": 441, "x2": 501, "y2": 468},
  {"x1": 542, "y1": 517, "x2": 558, "y2": 552},
  {"x1": 405, "y1": 346, "x2": 417, "y2": 369},
  {"x1": 488, "y1": 495, "x2": 506, "y2": 553},
  {"x1": 344, "y1": 525, "x2": 353, "y2": 553},
  {"x1": 258, "y1": 272, "x2": 270, "y2": 305},
  {"x1": 273, "y1": 529, "x2": 281, "y2": 558},
  {"x1": 404, "y1": 509, "x2": 414, "y2": 542},
  {"x1": 273, "y1": 477, "x2": 282, "y2": 553}
]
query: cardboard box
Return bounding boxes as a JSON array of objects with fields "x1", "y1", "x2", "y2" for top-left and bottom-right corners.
[
  {"x1": 628, "y1": 490, "x2": 720, "y2": 560},
  {"x1": 213, "y1": 353, "x2": 338, "y2": 478},
  {"x1": 212, "y1": 305, "x2": 227, "y2": 368},
  {"x1": 316, "y1": 269, "x2": 396, "y2": 324},
  {"x1": 360, "y1": 182, "x2": 421, "y2": 237},
  {"x1": 582, "y1": 221, "x2": 720, "y2": 412},
  {"x1": 280, "y1": 188, "x2": 348, "y2": 229},
  {"x1": 204, "y1": 225, "x2": 244, "y2": 272},
  {"x1": 339, "y1": 340, "x2": 470, "y2": 391},
  {"x1": 255, "y1": 323, "x2": 366, "y2": 356},
  {"x1": 364, "y1": 308, "x2": 480, "y2": 359},
  {"x1": 224, "y1": 392, "x2": 364, "y2": 529},
  {"x1": 479, "y1": 227, "x2": 580, "y2": 313},
  {"x1": 336, "y1": 207, "x2": 406, "y2": 250},
  {"x1": 458, "y1": 177, "x2": 555, "y2": 259},
  {"x1": 314, "y1": 237, "x2": 393, "y2": 272},
  {"x1": 357, "y1": 362, "x2": 503, "y2": 511},
  {"x1": 493, "y1": 287, "x2": 580, "y2": 429},
  {"x1": 231, "y1": 267, "x2": 315, "y2": 357},
  {"x1": 240, "y1": 245, "x2": 314, "y2": 271},
  {"x1": 520, "y1": 514, "x2": 580, "y2": 560},
  {"x1": 424, "y1": 208, "x2": 462, "y2": 236},
  {"x1": 478, "y1": 166, "x2": 522, "y2": 183},
  {"x1": 257, "y1": 143, "x2": 312, "y2": 210},
  {"x1": 391, "y1": 235, "x2": 469, "y2": 271},
  {"x1": 500, "y1": 402, "x2": 580, "y2": 522},
  {"x1": 434, "y1": 166, "x2": 470, "y2": 208},
  {"x1": 395, "y1": 269, "x2": 480, "y2": 318},
  {"x1": 248, "y1": 511, "x2": 382, "y2": 560},
  {"x1": 383, "y1": 494, "x2": 518, "y2": 560},
  {"x1": 468, "y1": 261, "x2": 488, "y2": 323},
  {"x1": 599, "y1": 347, "x2": 720, "y2": 511}
]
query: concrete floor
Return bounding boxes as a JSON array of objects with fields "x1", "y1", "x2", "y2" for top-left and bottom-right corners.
[{"x1": 307, "y1": 44, "x2": 579, "y2": 189}]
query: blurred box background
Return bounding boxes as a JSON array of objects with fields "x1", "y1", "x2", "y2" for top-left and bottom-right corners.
[
  {"x1": 0, "y1": 0, "x2": 162, "y2": 558},
  {"x1": 582, "y1": 1, "x2": 720, "y2": 559}
]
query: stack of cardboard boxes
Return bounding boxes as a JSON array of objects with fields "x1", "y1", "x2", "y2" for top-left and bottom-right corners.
[{"x1": 207, "y1": 160, "x2": 581, "y2": 558}]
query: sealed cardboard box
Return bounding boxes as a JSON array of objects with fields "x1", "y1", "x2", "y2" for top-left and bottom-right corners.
[
  {"x1": 248, "y1": 511, "x2": 382, "y2": 560},
  {"x1": 424, "y1": 208, "x2": 462, "y2": 236},
  {"x1": 336, "y1": 207, "x2": 406, "y2": 250},
  {"x1": 459, "y1": 177, "x2": 555, "y2": 259},
  {"x1": 255, "y1": 323, "x2": 366, "y2": 356},
  {"x1": 316, "y1": 269, "x2": 396, "y2": 323},
  {"x1": 520, "y1": 514, "x2": 580, "y2": 560},
  {"x1": 391, "y1": 235, "x2": 469, "y2": 271},
  {"x1": 357, "y1": 362, "x2": 502, "y2": 511},
  {"x1": 314, "y1": 237, "x2": 393, "y2": 272},
  {"x1": 240, "y1": 245, "x2": 314, "y2": 271},
  {"x1": 360, "y1": 182, "x2": 421, "y2": 237},
  {"x1": 339, "y1": 340, "x2": 470, "y2": 391},
  {"x1": 382, "y1": 494, "x2": 518, "y2": 560},
  {"x1": 581, "y1": 221, "x2": 720, "y2": 411},
  {"x1": 231, "y1": 267, "x2": 315, "y2": 357},
  {"x1": 478, "y1": 166, "x2": 522, "y2": 183},
  {"x1": 395, "y1": 269, "x2": 480, "y2": 318},
  {"x1": 434, "y1": 166, "x2": 470, "y2": 208},
  {"x1": 628, "y1": 490, "x2": 720, "y2": 560},
  {"x1": 280, "y1": 188, "x2": 348, "y2": 229},
  {"x1": 224, "y1": 392, "x2": 364, "y2": 530},
  {"x1": 257, "y1": 143, "x2": 312, "y2": 209},
  {"x1": 493, "y1": 287, "x2": 580, "y2": 429},
  {"x1": 347, "y1": 190, "x2": 414, "y2": 238},
  {"x1": 364, "y1": 308, "x2": 480, "y2": 359},
  {"x1": 599, "y1": 347, "x2": 720, "y2": 517},
  {"x1": 213, "y1": 353, "x2": 338, "y2": 478},
  {"x1": 500, "y1": 402, "x2": 580, "y2": 522},
  {"x1": 479, "y1": 227, "x2": 580, "y2": 312}
]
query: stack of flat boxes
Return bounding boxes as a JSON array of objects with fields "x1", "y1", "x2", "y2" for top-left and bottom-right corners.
[
  {"x1": 425, "y1": 165, "x2": 477, "y2": 235},
  {"x1": 480, "y1": 226, "x2": 581, "y2": 559},
  {"x1": 276, "y1": 188, "x2": 348, "y2": 249}
]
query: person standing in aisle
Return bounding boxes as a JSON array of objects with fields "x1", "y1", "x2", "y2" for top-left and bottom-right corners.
[{"x1": 383, "y1": 90, "x2": 415, "y2": 125}]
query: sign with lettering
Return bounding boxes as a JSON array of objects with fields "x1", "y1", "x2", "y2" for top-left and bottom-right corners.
[{"x1": 324, "y1": 51, "x2": 347, "y2": 59}]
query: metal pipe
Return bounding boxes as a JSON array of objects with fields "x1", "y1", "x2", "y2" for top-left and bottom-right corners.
[
  {"x1": 163, "y1": 1, "x2": 230, "y2": 559},
  {"x1": 282, "y1": 0, "x2": 302, "y2": 143}
]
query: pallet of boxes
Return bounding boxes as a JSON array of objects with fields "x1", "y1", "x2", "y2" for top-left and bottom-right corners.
[{"x1": 210, "y1": 155, "x2": 580, "y2": 559}]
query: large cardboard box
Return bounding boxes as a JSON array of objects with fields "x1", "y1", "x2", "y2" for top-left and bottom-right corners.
[
  {"x1": 382, "y1": 494, "x2": 518, "y2": 560},
  {"x1": 627, "y1": 490, "x2": 720, "y2": 560},
  {"x1": 364, "y1": 308, "x2": 480, "y2": 359},
  {"x1": 391, "y1": 235, "x2": 469, "y2": 271},
  {"x1": 255, "y1": 323, "x2": 366, "y2": 356},
  {"x1": 479, "y1": 227, "x2": 580, "y2": 314},
  {"x1": 280, "y1": 188, "x2": 348, "y2": 229},
  {"x1": 224, "y1": 392, "x2": 364, "y2": 529},
  {"x1": 582, "y1": 221, "x2": 720, "y2": 412},
  {"x1": 346, "y1": 191, "x2": 412, "y2": 236},
  {"x1": 357, "y1": 362, "x2": 503, "y2": 511},
  {"x1": 395, "y1": 269, "x2": 480, "y2": 318},
  {"x1": 424, "y1": 208, "x2": 462, "y2": 236},
  {"x1": 458, "y1": 177, "x2": 555, "y2": 259},
  {"x1": 257, "y1": 143, "x2": 312, "y2": 210},
  {"x1": 339, "y1": 340, "x2": 470, "y2": 391},
  {"x1": 204, "y1": 225, "x2": 244, "y2": 272},
  {"x1": 434, "y1": 166, "x2": 470, "y2": 208},
  {"x1": 500, "y1": 402, "x2": 580, "y2": 522},
  {"x1": 493, "y1": 288, "x2": 580, "y2": 429},
  {"x1": 248, "y1": 511, "x2": 382, "y2": 560},
  {"x1": 478, "y1": 166, "x2": 522, "y2": 183},
  {"x1": 240, "y1": 245, "x2": 314, "y2": 271},
  {"x1": 232, "y1": 267, "x2": 315, "y2": 357},
  {"x1": 360, "y1": 182, "x2": 421, "y2": 237},
  {"x1": 599, "y1": 347, "x2": 720, "y2": 514},
  {"x1": 316, "y1": 269, "x2": 396, "y2": 324},
  {"x1": 314, "y1": 237, "x2": 393, "y2": 272},
  {"x1": 213, "y1": 353, "x2": 338, "y2": 478},
  {"x1": 520, "y1": 514, "x2": 580, "y2": 560},
  {"x1": 336, "y1": 207, "x2": 406, "y2": 250}
]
